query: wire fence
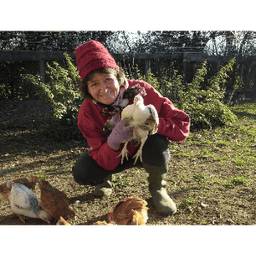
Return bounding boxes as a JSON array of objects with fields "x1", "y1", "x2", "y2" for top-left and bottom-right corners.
[{"x1": 0, "y1": 29, "x2": 256, "y2": 100}]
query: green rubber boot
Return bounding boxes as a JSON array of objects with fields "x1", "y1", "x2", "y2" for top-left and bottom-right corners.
[
  {"x1": 143, "y1": 163, "x2": 177, "y2": 216},
  {"x1": 94, "y1": 174, "x2": 112, "y2": 197}
]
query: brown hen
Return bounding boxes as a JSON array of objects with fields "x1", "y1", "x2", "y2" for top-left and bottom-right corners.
[
  {"x1": 38, "y1": 179, "x2": 75, "y2": 221},
  {"x1": 93, "y1": 221, "x2": 108, "y2": 225},
  {"x1": 107, "y1": 196, "x2": 149, "y2": 225},
  {"x1": 56, "y1": 216, "x2": 71, "y2": 225},
  {"x1": 0, "y1": 176, "x2": 38, "y2": 200}
]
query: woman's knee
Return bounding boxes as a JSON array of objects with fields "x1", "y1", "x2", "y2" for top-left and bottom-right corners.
[
  {"x1": 142, "y1": 134, "x2": 170, "y2": 166},
  {"x1": 72, "y1": 153, "x2": 89, "y2": 185},
  {"x1": 72, "y1": 152, "x2": 112, "y2": 186}
]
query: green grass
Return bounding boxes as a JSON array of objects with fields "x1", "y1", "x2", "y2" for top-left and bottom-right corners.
[
  {"x1": 217, "y1": 140, "x2": 230, "y2": 146},
  {"x1": 174, "y1": 152, "x2": 192, "y2": 158},
  {"x1": 49, "y1": 166, "x2": 57, "y2": 172},
  {"x1": 193, "y1": 173, "x2": 209, "y2": 184},
  {"x1": 179, "y1": 197, "x2": 198, "y2": 209},
  {"x1": 37, "y1": 172, "x2": 48, "y2": 179}
]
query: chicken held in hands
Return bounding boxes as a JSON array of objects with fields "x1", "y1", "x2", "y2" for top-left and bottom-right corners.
[{"x1": 117, "y1": 94, "x2": 159, "y2": 164}]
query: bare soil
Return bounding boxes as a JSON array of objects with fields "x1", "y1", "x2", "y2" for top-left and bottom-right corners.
[{"x1": 0, "y1": 100, "x2": 256, "y2": 225}]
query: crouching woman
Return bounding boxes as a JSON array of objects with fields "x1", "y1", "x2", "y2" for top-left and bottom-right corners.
[{"x1": 72, "y1": 40, "x2": 190, "y2": 216}]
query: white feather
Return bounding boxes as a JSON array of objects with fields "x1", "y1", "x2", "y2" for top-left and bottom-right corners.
[
  {"x1": 7, "y1": 180, "x2": 50, "y2": 222},
  {"x1": 117, "y1": 95, "x2": 159, "y2": 164}
]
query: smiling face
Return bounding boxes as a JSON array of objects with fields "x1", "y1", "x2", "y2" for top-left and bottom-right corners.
[{"x1": 87, "y1": 73, "x2": 120, "y2": 105}]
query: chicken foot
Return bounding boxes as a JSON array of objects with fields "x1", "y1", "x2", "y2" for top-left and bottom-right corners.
[
  {"x1": 132, "y1": 137, "x2": 147, "y2": 164},
  {"x1": 117, "y1": 142, "x2": 129, "y2": 164}
]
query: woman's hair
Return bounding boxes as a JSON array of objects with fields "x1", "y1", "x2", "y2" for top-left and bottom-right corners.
[{"x1": 79, "y1": 67, "x2": 126, "y2": 99}]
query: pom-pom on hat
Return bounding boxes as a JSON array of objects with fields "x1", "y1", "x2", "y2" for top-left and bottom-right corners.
[{"x1": 75, "y1": 40, "x2": 120, "y2": 81}]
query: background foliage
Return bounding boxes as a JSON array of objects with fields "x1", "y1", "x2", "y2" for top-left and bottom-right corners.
[
  {"x1": 24, "y1": 54, "x2": 83, "y2": 140},
  {"x1": 1, "y1": 31, "x2": 256, "y2": 101},
  {"x1": 136, "y1": 58, "x2": 237, "y2": 130},
  {"x1": 24, "y1": 53, "x2": 238, "y2": 140}
]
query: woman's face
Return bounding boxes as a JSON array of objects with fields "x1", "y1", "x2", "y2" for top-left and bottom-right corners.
[{"x1": 87, "y1": 73, "x2": 120, "y2": 105}]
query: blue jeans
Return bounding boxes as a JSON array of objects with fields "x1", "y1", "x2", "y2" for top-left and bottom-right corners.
[{"x1": 72, "y1": 134, "x2": 170, "y2": 186}]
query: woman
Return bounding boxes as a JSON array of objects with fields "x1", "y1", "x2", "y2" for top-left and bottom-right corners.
[{"x1": 72, "y1": 40, "x2": 190, "y2": 216}]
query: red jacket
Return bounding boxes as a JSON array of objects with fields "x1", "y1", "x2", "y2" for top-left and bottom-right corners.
[{"x1": 78, "y1": 80, "x2": 190, "y2": 171}]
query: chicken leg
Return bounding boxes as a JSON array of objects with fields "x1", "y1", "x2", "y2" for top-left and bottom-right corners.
[
  {"x1": 132, "y1": 135, "x2": 147, "y2": 164},
  {"x1": 16, "y1": 214, "x2": 29, "y2": 223},
  {"x1": 117, "y1": 141, "x2": 129, "y2": 164}
]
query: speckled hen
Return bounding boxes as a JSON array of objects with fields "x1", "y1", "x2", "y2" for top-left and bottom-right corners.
[
  {"x1": 0, "y1": 176, "x2": 37, "y2": 200},
  {"x1": 7, "y1": 180, "x2": 51, "y2": 223},
  {"x1": 38, "y1": 179, "x2": 75, "y2": 221}
]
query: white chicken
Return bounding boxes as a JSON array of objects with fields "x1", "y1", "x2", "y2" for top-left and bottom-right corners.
[
  {"x1": 117, "y1": 94, "x2": 159, "y2": 164},
  {"x1": 7, "y1": 180, "x2": 51, "y2": 224}
]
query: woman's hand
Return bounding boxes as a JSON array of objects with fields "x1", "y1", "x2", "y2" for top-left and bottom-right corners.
[{"x1": 107, "y1": 118, "x2": 134, "y2": 151}]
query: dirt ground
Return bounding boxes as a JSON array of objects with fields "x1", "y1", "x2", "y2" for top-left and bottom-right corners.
[{"x1": 0, "y1": 100, "x2": 256, "y2": 225}]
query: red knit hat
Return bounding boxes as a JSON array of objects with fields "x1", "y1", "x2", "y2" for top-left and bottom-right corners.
[{"x1": 75, "y1": 40, "x2": 120, "y2": 81}]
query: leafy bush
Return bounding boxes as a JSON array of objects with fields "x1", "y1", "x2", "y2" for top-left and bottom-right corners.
[
  {"x1": 25, "y1": 53, "x2": 81, "y2": 119},
  {"x1": 140, "y1": 58, "x2": 237, "y2": 130},
  {"x1": 180, "y1": 59, "x2": 237, "y2": 129},
  {"x1": 0, "y1": 62, "x2": 33, "y2": 100},
  {"x1": 24, "y1": 53, "x2": 83, "y2": 140}
]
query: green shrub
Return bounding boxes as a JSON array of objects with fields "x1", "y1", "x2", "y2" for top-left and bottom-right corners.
[
  {"x1": 0, "y1": 62, "x2": 31, "y2": 100},
  {"x1": 25, "y1": 53, "x2": 81, "y2": 119},
  {"x1": 141, "y1": 58, "x2": 237, "y2": 130},
  {"x1": 24, "y1": 53, "x2": 83, "y2": 140},
  {"x1": 177, "y1": 59, "x2": 237, "y2": 129}
]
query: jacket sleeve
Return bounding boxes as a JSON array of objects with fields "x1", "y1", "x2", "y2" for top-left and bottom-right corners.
[
  {"x1": 138, "y1": 81, "x2": 190, "y2": 142},
  {"x1": 77, "y1": 100, "x2": 136, "y2": 171},
  {"x1": 157, "y1": 100, "x2": 190, "y2": 141}
]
